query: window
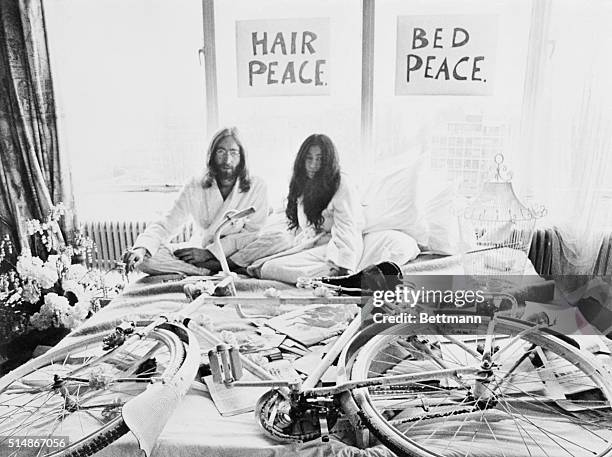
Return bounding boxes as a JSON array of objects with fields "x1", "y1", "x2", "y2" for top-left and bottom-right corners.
[
  {"x1": 213, "y1": 0, "x2": 362, "y2": 208},
  {"x1": 44, "y1": 0, "x2": 206, "y2": 220},
  {"x1": 44, "y1": 0, "x2": 611, "y2": 230},
  {"x1": 371, "y1": 0, "x2": 532, "y2": 197}
]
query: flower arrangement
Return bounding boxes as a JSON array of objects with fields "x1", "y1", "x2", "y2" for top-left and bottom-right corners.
[
  {"x1": 0, "y1": 205, "x2": 126, "y2": 347},
  {"x1": 23, "y1": 203, "x2": 96, "y2": 266}
]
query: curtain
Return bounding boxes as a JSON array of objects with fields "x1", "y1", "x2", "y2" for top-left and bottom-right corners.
[
  {"x1": 0, "y1": 0, "x2": 74, "y2": 252},
  {"x1": 516, "y1": 0, "x2": 612, "y2": 276}
]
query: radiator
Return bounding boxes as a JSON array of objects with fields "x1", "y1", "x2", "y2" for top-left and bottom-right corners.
[
  {"x1": 528, "y1": 227, "x2": 553, "y2": 277},
  {"x1": 595, "y1": 232, "x2": 612, "y2": 275},
  {"x1": 82, "y1": 221, "x2": 193, "y2": 270},
  {"x1": 527, "y1": 228, "x2": 612, "y2": 276}
]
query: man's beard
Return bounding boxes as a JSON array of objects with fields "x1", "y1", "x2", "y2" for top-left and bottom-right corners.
[{"x1": 217, "y1": 165, "x2": 238, "y2": 182}]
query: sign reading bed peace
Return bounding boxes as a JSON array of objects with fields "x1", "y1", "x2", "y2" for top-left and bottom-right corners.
[
  {"x1": 236, "y1": 18, "x2": 330, "y2": 97},
  {"x1": 395, "y1": 15, "x2": 498, "y2": 95}
]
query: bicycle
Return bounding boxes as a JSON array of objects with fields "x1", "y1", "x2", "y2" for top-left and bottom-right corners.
[{"x1": 1, "y1": 208, "x2": 611, "y2": 457}]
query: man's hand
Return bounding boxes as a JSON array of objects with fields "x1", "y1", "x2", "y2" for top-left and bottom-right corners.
[
  {"x1": 122, "y1": 247, "x2": 150, "y2": 273},
  {"x1": 173, "y1": 247, "x2": 214, "y2": 267}
]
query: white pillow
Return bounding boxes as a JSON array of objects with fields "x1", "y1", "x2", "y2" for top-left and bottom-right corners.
[
  {"x1": 357, "y1": 230, "x2": 420, "y2": 271},
  {"x1": 417, "y1": 167, "x2": 463, "y2": 255},
  {"x1": 361, "y1": 157, "x2": 429, "y2": 245},
  {"x1": 360, "y1": 155, "x2": 462, "y2": 255}
]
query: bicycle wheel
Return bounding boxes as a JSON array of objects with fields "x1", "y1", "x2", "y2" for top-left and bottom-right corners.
[
  {"x1": 0, "y1": 323, "x2": 186, "y2": 457},
  {"x1": 347, "y1": 317, "x2": 612, "y2": 457}
]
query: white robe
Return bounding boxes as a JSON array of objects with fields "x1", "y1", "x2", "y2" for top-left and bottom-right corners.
[
  {"x1": 134, "y1": 174, "x2": 268, "y2": 272},
  {"x1": 250, "y1": 174, "x2": 363, "y2": 284}
]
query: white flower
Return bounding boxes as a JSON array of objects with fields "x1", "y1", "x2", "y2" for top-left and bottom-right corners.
[
  {"x1": 62, "y1": 279, "x2": 85, "y2": 298},
  {"x1": 59, "y1": 253, "x2": 72, "y2": 268},
  {"x1": 16, "y1": 255, "x2": 44, "y2": 280},
  {"x1": 25, "y1": 219, "x2": 41, "y2": 236},
  {"x1": 45, "y1": 255, "x2": 60, "y2": 267},
  {"x1": 59, "y1": 313, "x2": 78, "y2": 329},
  {"x1": 44, "y1": 293, "x2": 70, "y2": 313},
  {"x1": 72, "y1": 301, "x2": 91, "y2": 321},
  {"x1": 39, "y1": 266, "x2": 59, "y2": 289}
]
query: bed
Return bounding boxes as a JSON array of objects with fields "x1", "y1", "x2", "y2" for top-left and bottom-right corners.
[{"x1": 2, "y1": 253, "x2": 610, "y2": 457}]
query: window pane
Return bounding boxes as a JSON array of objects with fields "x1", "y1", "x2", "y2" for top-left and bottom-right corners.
[
  {"x1": 214, "y1": 0, "x2": 362, "y2": 208},
  {"x1": 44, "y1": 0, "x2": 206, "y2": 220},
  {"x1": 372, "y1": 0, "x2": 532, "y2": 197}
]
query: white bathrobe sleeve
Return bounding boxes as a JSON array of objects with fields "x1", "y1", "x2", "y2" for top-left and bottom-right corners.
[
  {"x1": 133, "y1": 178, "x2": 197, "y2": 256},
  {"x1": 204, "y1": 177, "x2": 269, "y2": 260},
  {"x1": 325, "y1": 176, "x2": 364, "y2": 272}
]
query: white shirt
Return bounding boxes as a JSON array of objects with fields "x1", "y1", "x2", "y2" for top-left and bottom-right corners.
[{"x1": 134, "y1": 174, "x2": 268, "y2": 260}]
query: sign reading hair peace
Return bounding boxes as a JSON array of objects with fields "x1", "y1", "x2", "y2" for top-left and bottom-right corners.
[
  {"x1": 236, "y1": 18, "x2": 330, "y2": 97},
  {"x1": 395, "y1": 15, "x2": 498, "y2": 95}
]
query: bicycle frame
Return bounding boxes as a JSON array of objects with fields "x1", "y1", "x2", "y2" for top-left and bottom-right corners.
[
  {"x1": 181, "y1": 210, "x2": 524, "y2": 395},
  {"x1": 193, "y1": 293, "x2": 520, "y2": 394}
]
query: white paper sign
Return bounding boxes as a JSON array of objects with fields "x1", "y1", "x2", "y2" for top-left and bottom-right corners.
[
  {"x1": 236, "y1": 18, "x2": 330, "y2": 97},
  {"x1": 395, "y1": 15, "x2": 498, "y2": 95}
]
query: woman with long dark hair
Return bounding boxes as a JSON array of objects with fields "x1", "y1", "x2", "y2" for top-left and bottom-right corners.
[{"x1": 251, "y1": 134, "x2": 363, "y2": 284}]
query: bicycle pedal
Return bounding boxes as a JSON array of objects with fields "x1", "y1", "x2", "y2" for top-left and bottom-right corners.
[{"x1": 207, "y1": 344, "x2": 243, "y2": 384}]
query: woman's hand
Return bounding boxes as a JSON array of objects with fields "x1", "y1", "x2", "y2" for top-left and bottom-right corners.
[
  {"x1": 122, "y1": 247, "x2": 150, "y2": 273},
  {"x1": 173, "y1": 247, "x2": 214, "y2": 267}
]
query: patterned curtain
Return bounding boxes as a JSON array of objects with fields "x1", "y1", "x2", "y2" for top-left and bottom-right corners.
[{"x1": 0, "y1": 0, "x2": 74, "y2": 252}]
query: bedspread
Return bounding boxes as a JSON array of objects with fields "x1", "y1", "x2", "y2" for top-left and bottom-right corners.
[
  {"x1": 61, "y1": 275, "x2": 395, "y2": 457},
  {"x1": 9, "y1": 255, "x2": 611, "y2": 457}
]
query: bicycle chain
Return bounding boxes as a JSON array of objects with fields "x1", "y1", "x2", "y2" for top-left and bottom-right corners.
[
  {"x1": 331, "y1": 403, "x2": 477, "y2": 434},
  {"x1": 261, "y1": 388, "x2": 478, "y2": 439},
  {"x1": 387, "y1": 406, "x2": 477, "y2": 426}
]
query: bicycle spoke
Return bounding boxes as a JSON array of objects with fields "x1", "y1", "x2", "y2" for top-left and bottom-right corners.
[
  {"x1": 501, "y1": 382, "x2": 612, "y2": 434},
  {"x1": 0, "y1": 326, "x2": 183, "y2": 457},
  {"x1": 351, "y1": 317, "x2": 612, "y2": 457},
  {"x1": 493, "y1": 391, "x2": 597, "y2": 455},
  {"x1": 482, "y1": 414, "x2": 508, "y2": 457}
]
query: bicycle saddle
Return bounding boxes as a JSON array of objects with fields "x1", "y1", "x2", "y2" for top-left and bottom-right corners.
[{"x1": 318, "y1": 261, "x2": 403, "y2": 296}]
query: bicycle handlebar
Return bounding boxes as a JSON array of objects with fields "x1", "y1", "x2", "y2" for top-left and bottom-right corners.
[
  {"x1": 214, "y1": 206, "x2": 256, "y2": 240},
  {"x1": 212, "y1": 206, "x2": 257, "y2": 286},
  {"x1": 226, "y1": 206, "x2": 256, "y2": 221}
]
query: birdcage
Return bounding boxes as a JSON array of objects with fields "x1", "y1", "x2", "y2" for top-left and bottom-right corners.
[{"x1": 458, "y1": 154, "x2": 545, "y2": 284}]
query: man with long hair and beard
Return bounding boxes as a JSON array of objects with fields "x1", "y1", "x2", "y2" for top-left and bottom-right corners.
[
  {"x1": 122, "y1": 127, "x2": 268, "y2": 275},
  {"x1": 246, "y1": 133, "x2": 363, "y2": 284}
]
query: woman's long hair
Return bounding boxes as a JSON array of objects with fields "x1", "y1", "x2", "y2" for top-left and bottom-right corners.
[
  {"x1": 202, "y1": 127, "x2": 251, "y2": 192},
  {"x1": 286, "y1": 134, "x2": 341, "y2": 231}
]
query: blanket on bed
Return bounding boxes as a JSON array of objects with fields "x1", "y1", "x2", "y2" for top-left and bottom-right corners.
[
  {"x1": 25, "y1": 260, "x2": 612, "y2": 457},
  {"x1": 61, "y1": 275, "x2": 395, "y2": 457}
]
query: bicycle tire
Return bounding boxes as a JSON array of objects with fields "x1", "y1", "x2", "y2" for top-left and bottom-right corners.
[
  {"x1": 346, "y1": 316, "x2": 612, "y2": 457},
  {"x1": 0, "y1": 324, "x2": 186, "y2": 457}
]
